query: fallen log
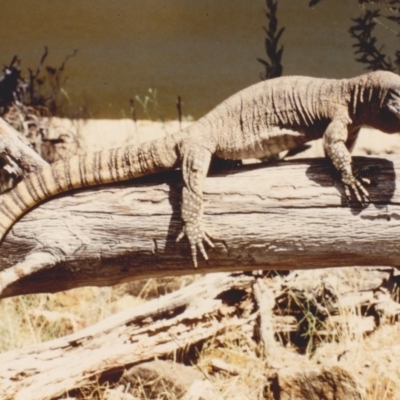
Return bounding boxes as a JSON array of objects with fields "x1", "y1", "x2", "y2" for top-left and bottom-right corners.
[
  {"x1": 1, "y1": 153, "x2": 400, "y2": 298},
  {"x1": 0, "y1": 273, "x2": 255, "y2": 400},
  {"x1": 1, "y1": 267, "x2": 398, "y2": 399}
]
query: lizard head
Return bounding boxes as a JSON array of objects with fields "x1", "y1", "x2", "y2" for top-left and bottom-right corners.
[
  {"x1": 374, "y1": 71, "x2": 400, "y2": 133},
  {"x1": 379, "y1": 86, "x2": 400, "y2": 133},
  {"x1": 386, "y1": 87, "x2": 400, "y2": 119},
  {"x1": 358, "y1": 71, "x2": 400, "y2": 133}
]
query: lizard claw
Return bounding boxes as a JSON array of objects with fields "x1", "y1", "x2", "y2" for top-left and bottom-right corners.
[
  {"x1": 176, "y1": 222, "x2": 214, "y2": 268},
  {"x1": 342, "y1": 173, "x2": 370, "y2": 206}
]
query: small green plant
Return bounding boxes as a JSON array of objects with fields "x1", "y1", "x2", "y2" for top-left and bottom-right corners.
[
  {"x1": 134, "y1": 88, "x2": 165, "y2": 122},
  {"x1": 132, "y1": 89, "x2": 191, "y2": 132},
  {"x1": 286, "y1": 289, "x2": 326, "y2": 354}
]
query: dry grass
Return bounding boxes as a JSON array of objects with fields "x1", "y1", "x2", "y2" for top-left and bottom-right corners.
[
  {"x1": 2, "y1": 264, "x2": 400, "y2": 400},
  {"x1": 291, "y1": 268, "x2": 400, "y2": 400},
  {"x1": 195, "y1": 327, "x2": 267, "y2": 400},
  {"x1": 0, "y1": 276, "x2": 198, "y2": 354},
  {"x1": 3, "y1": 270, "x2": 400, "y2": 399}
]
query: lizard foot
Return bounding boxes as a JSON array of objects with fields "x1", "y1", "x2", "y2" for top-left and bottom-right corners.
[
  {"x1": 176, "y1": 222, "x2": 214, "y2": 268},
  {"x1": 354, "y1": 165, "x2": 377, "y2": 186},
  {"x1": 342, "y1": 173, "x2": 370, "y2": 206}
]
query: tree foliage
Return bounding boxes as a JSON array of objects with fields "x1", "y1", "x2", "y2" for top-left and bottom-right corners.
[{"x1": 310, "y1": 0, "x2": 400, "y2": 72}]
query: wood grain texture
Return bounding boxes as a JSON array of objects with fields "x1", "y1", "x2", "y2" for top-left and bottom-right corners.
[{"x1": 1, "y1": 155, "x2": 399, "y2": 298}]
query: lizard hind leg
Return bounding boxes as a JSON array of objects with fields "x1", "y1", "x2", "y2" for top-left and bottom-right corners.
[{"x1": 176, "y1": 140, "x2": 214, "y2": 268}]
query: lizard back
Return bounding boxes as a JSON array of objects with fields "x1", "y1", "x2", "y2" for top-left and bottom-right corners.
[{"x1": 210, "y1": 75, "x2": 341, "y2": 160}]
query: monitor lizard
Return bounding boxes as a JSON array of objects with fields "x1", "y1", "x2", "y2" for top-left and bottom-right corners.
[{"x1": 0, "y1": 70, "x2": 399, "y2": 268}]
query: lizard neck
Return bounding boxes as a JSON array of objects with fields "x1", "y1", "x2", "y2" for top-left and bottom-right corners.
[{"x1": 346, "y1": 71, "x2": 395, "y2": 132}]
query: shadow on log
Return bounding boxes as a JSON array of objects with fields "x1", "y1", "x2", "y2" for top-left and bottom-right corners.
[{"x1": 0, "y1": 152, "x2": 399, "y2": 298}]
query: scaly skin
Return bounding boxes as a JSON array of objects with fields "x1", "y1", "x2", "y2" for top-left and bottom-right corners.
[{"x1": 0, "y1": 70, "x2": 400, "y2": 267}]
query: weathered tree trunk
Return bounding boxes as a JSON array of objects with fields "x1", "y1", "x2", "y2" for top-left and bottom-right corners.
[{"x1": 0, "y1": 154, "x2": 400, "y2": 298}]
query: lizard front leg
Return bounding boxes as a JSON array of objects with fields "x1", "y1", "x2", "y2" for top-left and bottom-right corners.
[
  {"x1": 176, "y1": 140, "x2": 214, "y2": 268},
  {"x1": 323, "y1": 119, "x2": 369, "y2": 204}
]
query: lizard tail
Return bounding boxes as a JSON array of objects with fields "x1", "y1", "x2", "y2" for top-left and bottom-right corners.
[{"x1": 0, "y1": 136, "x2": 180, "y2": 241}]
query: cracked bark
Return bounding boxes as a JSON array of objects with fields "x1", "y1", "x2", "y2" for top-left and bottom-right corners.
[{"x1": 0, "y1": 149, "x2": 400, "y2": 298}]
